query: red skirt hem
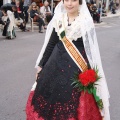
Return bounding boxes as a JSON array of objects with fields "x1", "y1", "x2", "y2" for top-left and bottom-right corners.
[{"x1": 26, "y1": 91, "x2": 102, "y2": 120}]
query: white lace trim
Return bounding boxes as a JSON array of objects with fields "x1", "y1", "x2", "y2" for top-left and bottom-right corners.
[
  {"x1": 54, "y1": 13, "x2": 82, "y2": 41},
  {"x1": 64, "y1": 13, "x2": 82, "y2": 41}
]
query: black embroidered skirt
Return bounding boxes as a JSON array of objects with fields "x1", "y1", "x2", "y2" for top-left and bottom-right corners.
[{"x1": 26, "y1": 39, "x2": 102, "y2": 120}]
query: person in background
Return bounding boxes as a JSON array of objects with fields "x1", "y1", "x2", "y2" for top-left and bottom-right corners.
[
  {"x1": 11, "y1": 0, "x2": 16, "y2": 5},
  {"x1": 1, "y1": 8, "x2": 16, "y2": 39},
  {"x1": 92, "y1": 4, "x2": 100, "y2": 23},
  {"x1": 30, "y1": 2, "x2": 46, "y2": 33},
  {"x1": 109, "y1": 0, "x2": 114, "y2": 11},
  {"x1": 111, "y1": 3, "x2": 116, "y2": 14},
  {"x1": 12, "y1": 6, "x2": 27, "y2": 31},
  {"x1": 0, "y1": 9, "x2": 5, "y2": 25},
  {"x1": 98, "y1": 1, "x2": 102, "y2": 14},
  {"x1": 102, "y1": 5, "x2": 107, "y2": 16},
  {"x1": 87, "y1": 2, "x2": 92, "y2": 16},
  {"x1": 40, "y1": 1, "x2": 52, "y2": 23},
  {"x1": 15, "y1": 0, "x2": 24, "y2": 19},
  {"x1": 23, "y1": 0, "x2": 31, "y2": 23}
]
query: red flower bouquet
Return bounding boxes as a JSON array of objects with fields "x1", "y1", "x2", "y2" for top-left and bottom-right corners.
[
  {"x1": 71, "y1": 67, "x2": 103, "y2": 109},
  {"x1": 79, "y1": 69, "x2": 97, "y2": 86}
]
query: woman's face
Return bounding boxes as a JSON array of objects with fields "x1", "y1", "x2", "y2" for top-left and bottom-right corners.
[
  {"x1": 32, "y1": 5, "x2": 37, "y2": 10},
  {"x1": 64, "y1": 0, "x2": 79, "y2": 14}
]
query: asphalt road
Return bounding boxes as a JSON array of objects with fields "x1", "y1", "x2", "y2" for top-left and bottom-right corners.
[{"x1": 0, "y1": 16, "x2": 120, "y2": 120}]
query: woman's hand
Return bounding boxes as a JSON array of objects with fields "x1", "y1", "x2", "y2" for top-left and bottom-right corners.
[
  {"x1": 36, "y1": 66, "x2": 42, "y2": 80},
  {"x1": 35, "y1": 13, "x2": 39, "y2": 16},
  {"x1": 18, "y1": 11, "x2": 22, "y2": 13}
]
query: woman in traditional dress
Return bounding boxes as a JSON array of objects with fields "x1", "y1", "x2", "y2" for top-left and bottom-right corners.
[
  {"x1": 26, "y1": 0, "x2": 110, "y2": 120},
  {"x1": 1, "y1": 8, "x2": 16, "y2": 39}
]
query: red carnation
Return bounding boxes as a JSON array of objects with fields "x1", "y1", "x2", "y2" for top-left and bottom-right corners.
[
  {"x1": 78, "y1": 69, "x2": 97, "y2": 86},
  {"x1": 87, "y1": 69, "x2": 97, "y2": 83}
]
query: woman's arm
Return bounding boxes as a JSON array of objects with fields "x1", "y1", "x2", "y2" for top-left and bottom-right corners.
[
  {"x1": 38, "y1": 28, "x2": 59, "y2": 68},
  {"x1": 30, "y1": 10, "x2": 35, "y2": 18}
]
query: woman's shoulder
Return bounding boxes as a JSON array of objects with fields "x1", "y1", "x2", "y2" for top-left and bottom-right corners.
[
  {"x1": 53, "y1": 13, "x2": 65, "y2": 28},
  {"x1": 52, "y1": 12, "x2": 67, "y2": 30}
]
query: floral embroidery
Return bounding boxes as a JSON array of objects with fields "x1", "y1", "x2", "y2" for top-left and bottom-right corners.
[{"x1": 90, "y1": 28, "x2": 95, "y2": 43}]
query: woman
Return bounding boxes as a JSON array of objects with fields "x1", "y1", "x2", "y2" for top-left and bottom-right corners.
[
  {"x1": 1, "y1": 9, "x2": 16, "y2": 39},
  {"x1": 30, "y1": 2, "x2": 46, "y2": 33},
  {"x1": 26, "y1": 0, "x2": 110, "y2": 120}
]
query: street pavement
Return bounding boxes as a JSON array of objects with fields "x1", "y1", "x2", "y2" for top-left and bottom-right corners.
[
  {"x1": 95, "y1": 16, "x2": 120, "y2": 120},
  {"x1": 0, "y1": 16, "x2": 120, "y2": 120}
]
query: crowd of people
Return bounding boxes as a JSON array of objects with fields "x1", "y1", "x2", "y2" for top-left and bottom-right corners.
[
  {"x1": 87, "y1": 3, "x2": 101, "y2": 23},
  {"x1": 87, "y1": 0, "x2": 119, "y2": 23},
  {"x1": 86, "y1": 1, "x2": 111, "y2": 23},
  {"x1": 109, "y1": 0, "x2": 119, "y2": 14},
  {"x1": 0, "y1": 0, "x2": 53, "y2": 39},
  {"x1": 0, "y1": 0, "x2": 119, "y2": 39}
]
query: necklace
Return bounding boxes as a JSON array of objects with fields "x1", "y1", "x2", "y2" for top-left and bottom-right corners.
[
  {"x1": 67, "y1": 14, "x2": 79, "y2": 26},
  {"x1": 67, "y1": 17, "x2": 75, "y2": 26}
]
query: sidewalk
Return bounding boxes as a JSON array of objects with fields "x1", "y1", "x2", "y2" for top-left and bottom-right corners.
[
  {"x1": 101, "y1": 9, "x2": 120, "y2": 19},
  {"x1": 94, "y1": 9, "x2": 120, "y2": 26}
]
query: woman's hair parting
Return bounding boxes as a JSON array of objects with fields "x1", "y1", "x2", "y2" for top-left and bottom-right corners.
[{"x1": 63, "y1": 0, "x2": 82, "y2": 5}]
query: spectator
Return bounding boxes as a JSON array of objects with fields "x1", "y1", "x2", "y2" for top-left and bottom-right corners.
[
  {"x1": 98, "y1": 1, "x2": 102, "y2": 14},
  {"x1": 109, "y1": 0, "x2": 114, "y2": 11},
  {"x1": 92, "y1": 4, "x2": 100, "y2": 23},
  {"x1": 102, "y1": 6, "x2": 107, "y2": 16},
  {"x1": 1, "y1": 8, "x2": 16, "y2": 39},
  {"x1": 87, "y1": 3, "x2": 92, "y2": 16},
  {"x1": 40, "y1": 1, "x2": 52, "y2": 23},
  {"x1": 12, "y1": 6, "x2": 27, "y2": 31},
  {"x1": 28, "y1": 2, "x2": 40, "y2": 14},
  {"x1": 23, "y1": 0, "x2": 31, "y2": 23},
  {"x1": 15, "y1": 0, "x2": 24, "y2": 19},
  {"x1": 11, "y1": 0, "x2": 16, "y2": 5},
  {"x1": 111, "y1": 3, "x2": 116, "y2": 14},
  {"x1": 30, "y1": 2, "x2": 46, "y2": 33}
]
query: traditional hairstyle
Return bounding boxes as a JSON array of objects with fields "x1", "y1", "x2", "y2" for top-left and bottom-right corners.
[{"x1": 63, "y1": 0, "x2": 82, "y2": 5}]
